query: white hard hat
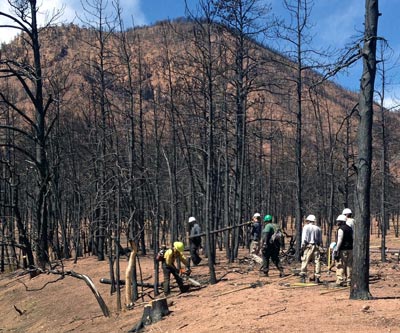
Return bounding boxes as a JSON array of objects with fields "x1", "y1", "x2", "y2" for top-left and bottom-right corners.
[
  {"x1": 336, "y1": 214, "x2": 347, "y2": 222},
  {"x1": 342, "y1": 208, "x2": 352, "y2": 215},
  {"x1": 188, "y1": 216, "x2": 196, "y2": 223},
  {"x1": 253, "y1": 213, "x2": 261, "y2": 218},
  {"x1": 306, "y1": 214, "x2": 316, "y2": 222}
]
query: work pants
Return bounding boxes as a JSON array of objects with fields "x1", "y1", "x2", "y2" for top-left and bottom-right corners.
[
  {"x1": 162, "y1": 263, "x2": 185, "y2": 295},
  {"x1": 250, "y1": 239, "x2": 260, "y2": 255},
  {"x1": 261, "y1": 246, "x2": 283, "y2": 274},
  {"x1": 190, "y1": 241, "x2": 202, "y2": 266},
  {"x1": 335, "y1": 249, "x2": 353, "y2": 286},
  {"x1": 300, "y1": 244, "x2": 321, "y2": 279}
]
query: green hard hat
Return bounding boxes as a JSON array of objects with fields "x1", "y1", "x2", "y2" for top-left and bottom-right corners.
[{"x1": 264, "y1": 214, "x2": 273, "y2": 222}]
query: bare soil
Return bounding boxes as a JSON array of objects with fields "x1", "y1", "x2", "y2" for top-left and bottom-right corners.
[{"x1": 1, "y1": 233, "x2": 400, "y2": 333}]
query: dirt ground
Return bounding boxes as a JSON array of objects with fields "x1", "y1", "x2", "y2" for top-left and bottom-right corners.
[{"x1": 1, "y1": 232, "x2": 400, "y2": 333}]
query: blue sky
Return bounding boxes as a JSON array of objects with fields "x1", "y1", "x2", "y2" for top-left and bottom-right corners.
[{"x1": 0, "y1": 0, "x2": 399, "y2": 107}]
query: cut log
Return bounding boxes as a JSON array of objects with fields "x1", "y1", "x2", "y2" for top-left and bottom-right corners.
[
  {"x1": 99, "y1": 278, "x2": 156, "y2": 288},
  {"x1": 128, "y1": 298, "x2": 170, "y2": 332},
  {"x1": 214, "y1": 282, "x2": 262, "y2": 297}
]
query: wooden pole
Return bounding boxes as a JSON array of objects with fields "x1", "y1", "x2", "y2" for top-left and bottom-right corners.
[{"x1": 189, "y1": 221, "x2": 251, "y2": 239}]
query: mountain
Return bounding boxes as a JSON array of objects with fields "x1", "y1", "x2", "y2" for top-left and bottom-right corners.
[{"x1": 0, "y1": 20, "x2": 399, "y2": 255}]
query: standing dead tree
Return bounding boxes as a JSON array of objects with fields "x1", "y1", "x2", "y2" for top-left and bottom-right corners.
[
  {"x1": 0, "y1": 0, "x2": 64, "y2": 271},
  {"x1": 351, "y1": 0, "x2": 379, "y2": 300}
]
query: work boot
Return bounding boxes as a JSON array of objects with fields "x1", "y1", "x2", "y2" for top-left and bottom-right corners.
[
  {"x1": 316, "y1": 277, "x2": 321, "y2": 284},
  {"x1": 300, "y1": 276, "x2": 306, "y2": 283},
  {"x1": 335, "y1": 280, "x2": 344, "y2": 287},
  {"x1": 279, "y1": 271, "x2": 285, "y2": 278}
]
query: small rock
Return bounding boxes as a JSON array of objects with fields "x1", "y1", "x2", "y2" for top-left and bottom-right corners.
[{"x1": 362, "y1": 305, "x2": 370, "y2": 312}]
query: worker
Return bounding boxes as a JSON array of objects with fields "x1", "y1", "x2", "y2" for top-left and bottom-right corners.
[
  {"x1": 188, "y1": 216, "x2": 202, "y2": 265},
  {"x1": 162, "y1": 241, "x2": 190, "y2": 295},
  {"x1": 333, "y1": 214, "x2": 353, "y2": 287},
  {"x1": 260, "y1": 214, "x2": 284, "y2": 277},
  {"x1": 250, "y1": 213, "x2": 262, "y2": 255},
  {"x1": 299, "y1": 214, "x2": 322, "y2": 283}
]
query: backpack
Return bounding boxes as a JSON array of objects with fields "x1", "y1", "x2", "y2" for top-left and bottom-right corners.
[
  {"x1": 270, "y1": 225, "x2": 283, "y2": 246},
  {"x1": 156, "y1": 247, "x2": 168, "y2": 262}
]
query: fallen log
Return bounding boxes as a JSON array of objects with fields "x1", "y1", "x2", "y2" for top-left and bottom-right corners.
[
  {"x1": 99, "y1": 278, "x2": 156, "y2": 288},
  {"x1": 128, "y1": 297, "x2": 170, "y2": 332},
  {"x1": 214, "y1": 282, "x2": 262, "y2": 297},
  {"x1": 64, "y1": 271, "x2": 110, "y2": 317},
  {"x1": 26, "y1": 268, "x2": 110, "y2": 317},
  {"x1": 258, "y1": 307, "x2": 286, "y2": 318}
]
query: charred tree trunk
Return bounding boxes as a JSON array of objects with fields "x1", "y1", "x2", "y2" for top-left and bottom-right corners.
[
  {"x1": 350, "y1": 0, "x2": 379, "y2": 300},
  {"x1": 128, "y1": 298, "x2": 169, "y2": 332}
]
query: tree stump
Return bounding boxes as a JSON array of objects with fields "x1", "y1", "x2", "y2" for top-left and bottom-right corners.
[{"x1": 129, "y1": 297, "x2": 170, "y2": 332}]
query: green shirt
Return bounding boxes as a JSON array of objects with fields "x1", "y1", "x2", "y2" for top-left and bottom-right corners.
[
  {"x1": 263, "y1": 223, "x2": 276, "y2": 234},
  {"x1": 262, "y1": 223, "x2": 278, "y2": 245}
]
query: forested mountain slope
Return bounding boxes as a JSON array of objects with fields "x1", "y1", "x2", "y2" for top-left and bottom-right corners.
[{"x1": 0, "y1": 19, "x2": 399, "y2": 268}]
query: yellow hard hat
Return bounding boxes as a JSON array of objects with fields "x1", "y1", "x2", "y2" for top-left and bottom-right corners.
[{"x1": 173, "y1": 241, "x2": 184, "y2": 253}]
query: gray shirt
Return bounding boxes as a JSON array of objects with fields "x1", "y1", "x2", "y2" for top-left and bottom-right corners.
[{"x1": 301, "y1": 223, "x2": 322, "y2": 246}]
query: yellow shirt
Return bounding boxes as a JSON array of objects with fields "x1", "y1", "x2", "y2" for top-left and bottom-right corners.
[{"x1": 164, "y1": 248, "x2": 188, "y2": 267}]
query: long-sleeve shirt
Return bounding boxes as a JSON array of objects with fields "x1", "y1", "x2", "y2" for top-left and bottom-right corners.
[
  {"x1": 164, "y1": 248, "x2": 188, "y2": 267},
  {"x1": 301, "y1": 223, "x2": 322, "y2": 247},
  {"x1": 190, "y1": 223, "x2": 202, "y2": 246},
  {"x1": 190, "y1": 223, "x2": 201, "y2": 237}
]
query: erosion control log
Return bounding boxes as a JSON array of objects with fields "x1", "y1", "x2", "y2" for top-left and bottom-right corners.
[{"x1": 99, "y1": 278, "x2": 156, "y2": 288}]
